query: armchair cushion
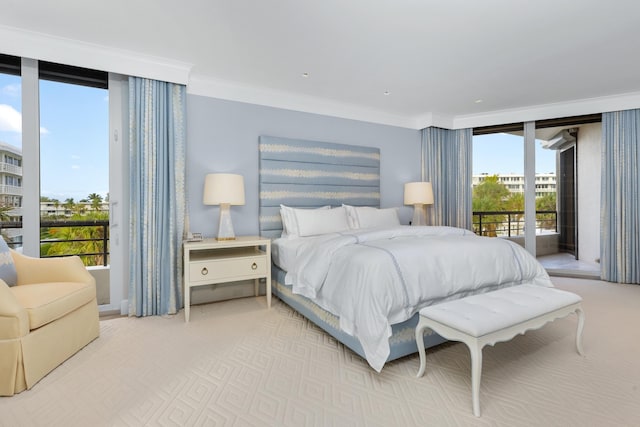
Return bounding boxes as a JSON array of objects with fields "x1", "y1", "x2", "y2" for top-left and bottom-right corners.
[
  {"x1": 0, "y1": 237, "x2": 17, "y2": 286},
  {"x1": 11, "y1": 282, "x2": 96, "y2": 330}
]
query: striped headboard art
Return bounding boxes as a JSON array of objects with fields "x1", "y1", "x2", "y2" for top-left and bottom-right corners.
[{"x1": 259, "y1": 136, "x2": 381, "y2": 239}]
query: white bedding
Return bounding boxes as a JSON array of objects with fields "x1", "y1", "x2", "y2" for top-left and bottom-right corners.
[
  {"x1": 272, "y1": 237, "x2": 308, "y2": 279},
  {"x1": 287, "y1": 226, "x2": 552, "y2": 372}
]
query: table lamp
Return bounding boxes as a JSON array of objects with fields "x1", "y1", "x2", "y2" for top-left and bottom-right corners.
[
  {"x1": 404, "y1": 181, "x2": 433, "y2": 226},
  {"x1": 203, "y1": 173, "x2": 245, "y2": 240}
]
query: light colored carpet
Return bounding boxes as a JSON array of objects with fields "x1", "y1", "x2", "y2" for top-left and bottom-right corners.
[{"x1": 1, "y1": 277, "x2": 639, "y2": 426}]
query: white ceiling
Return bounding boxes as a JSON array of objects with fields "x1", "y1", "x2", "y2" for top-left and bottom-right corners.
[{"x1": 2, "y1": 0, "x2": 640, "y2": 129}]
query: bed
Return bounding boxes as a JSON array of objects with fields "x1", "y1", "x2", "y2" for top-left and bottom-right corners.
[{"x1": 258, "y1": 135, "x2": 552, "y2": 372}]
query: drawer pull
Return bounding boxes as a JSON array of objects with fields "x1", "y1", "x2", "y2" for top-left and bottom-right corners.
[
  {"x1": 201, "y1": 267, "x2": 208, "y2": 275},
  {"x1": 251, "y1": 262, "x2": 258, "y2": 270}
]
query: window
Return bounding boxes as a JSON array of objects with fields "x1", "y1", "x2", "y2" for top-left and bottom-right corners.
[
  {"x1": 472, "y1": 126, "x2": 524, "y2": 238},
  {"x1": 0, "y1": 54, "x2": 110, "y2": 266},
  {"x1": 0, "y1": 54, "x2": 23, "y2": 248},
  {"x1": 39, "y1": 62, "x2": 109, "y2": 266}
]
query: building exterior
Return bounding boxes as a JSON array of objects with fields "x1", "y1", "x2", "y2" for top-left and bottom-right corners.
[
  {"x1": 472, "y1": 173, "x2": 556, "y2": 197},
  {"x1": 39, "y1": 201, "x2": 108, "y2": 217},
  {"x1": 0, "y1": 142, "x2": 23, "y2": 246},
  {"x1": 0, "y1": 141, "x2": 22, "y2": 217}
]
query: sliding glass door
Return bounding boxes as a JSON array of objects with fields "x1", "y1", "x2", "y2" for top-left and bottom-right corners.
[{"x1": 473, "y1": 115, "x2": 601, "y2": 276}]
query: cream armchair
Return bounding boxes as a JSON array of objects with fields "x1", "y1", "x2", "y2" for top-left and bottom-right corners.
[{"x1": 0, "y1": 250, "x2": 99, "y2": 396}]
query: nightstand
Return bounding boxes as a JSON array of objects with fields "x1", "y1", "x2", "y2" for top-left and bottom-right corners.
[{"x1": 183, "y1": 236, "x2": 271, "y2": 322}]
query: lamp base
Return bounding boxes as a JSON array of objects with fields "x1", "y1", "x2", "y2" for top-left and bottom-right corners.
[
  {"x1": 412, "y1": 204, "x2": 427, "y2": 226},
  {"x1": 217, "y1": 203, "x2": 236, "y2": 240}
]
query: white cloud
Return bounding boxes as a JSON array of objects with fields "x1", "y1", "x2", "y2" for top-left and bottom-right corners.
[
  {"x1": 71, "y1": 155, "x2": 81, "y2": 160},
  {"x1": 0, "y1": 104, "x2": 22, "y2": 132},
  {"x1": 0, "y1": 104, "x2": 49, "y2": 134},
  {"x1": 71, "y1": 165, "x2": 81, "y2": 169},
  {"x1": 2, "y1": 84, "x2": 20, "y2": 97}
]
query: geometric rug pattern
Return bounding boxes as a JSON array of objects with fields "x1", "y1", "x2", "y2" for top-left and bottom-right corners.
[{"x1": 1, "y1": 277, "x2": 639, "y2": 426}]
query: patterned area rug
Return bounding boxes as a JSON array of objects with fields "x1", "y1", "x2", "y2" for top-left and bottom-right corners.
[{"x1": 1, "y1": 277, "x2": 639, "y2": 426}]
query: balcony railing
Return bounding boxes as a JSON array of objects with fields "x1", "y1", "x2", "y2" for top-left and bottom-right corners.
[
  {"x1": 0, "y1": 162, "x2": 22, "y2": 175},
  {"x1": 0, "y1": 185, "x2": 22, "y2": 196},
  {"x1": 473, "y1": 210, "x2": 557, "y2": 237},
  {"x1": 0, "y1": 219, "x2": 109, "y2": 266}
]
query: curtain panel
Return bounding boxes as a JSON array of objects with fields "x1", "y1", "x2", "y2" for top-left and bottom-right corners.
[
  {"x1": 129, "y1": 77, "x2": 187, "y2": 316},
  {"x1": 601, "y1": 110, "x2": 640, "y2": 284},
  {"x1": 421, "y1": 127, "x2": 473, "y2": 230}
]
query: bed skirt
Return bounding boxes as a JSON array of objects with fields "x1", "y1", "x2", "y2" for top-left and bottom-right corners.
[{"x1": 271, "y1": 265, "x2": 446, "y2": 365}]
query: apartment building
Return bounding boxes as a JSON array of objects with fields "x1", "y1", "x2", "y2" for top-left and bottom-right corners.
[{"x1": 472, "y1": 173, "x2": 557, "y2": 197}]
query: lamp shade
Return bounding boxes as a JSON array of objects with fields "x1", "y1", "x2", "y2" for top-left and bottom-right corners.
[
  {"x1": 203, "y1": 173, "x2": 245, "y2": 206},
  {"x1": 404, "y1": 182, "x2": 434, "y2": 205}
]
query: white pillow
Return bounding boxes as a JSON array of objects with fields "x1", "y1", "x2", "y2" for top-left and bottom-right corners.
[
  {"x1": 343, "y1": 205, "x2": 400, "y2": 229},
  {"x1": 280, "y1": 205, "x2": 330, "y2": 238},
  {"x1": 342, "y1": 204, "x2": 359, "y2": 229},
  {"x1": 294, "y1": 206, "x2": 351, "y2": 237}
]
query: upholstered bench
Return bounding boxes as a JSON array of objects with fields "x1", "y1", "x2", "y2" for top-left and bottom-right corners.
[{"x1": 415, "y1": 284, "x2": 585, "y2": 417}]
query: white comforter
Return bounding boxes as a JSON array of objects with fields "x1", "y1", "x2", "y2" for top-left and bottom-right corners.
[{"x1": 288, "y1": 226, "x2": 552, "y2": 372}]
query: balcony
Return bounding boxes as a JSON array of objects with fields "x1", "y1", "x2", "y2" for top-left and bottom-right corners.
[
  {"x1": 0, "y1": 185, "x2": 22, "y2": 196},
  {"x1": 0, "y1": 162, "x2": 22, "y2": 176},
  {"x1": 1, "y1": 219, "x2": 111, "y2": 305},
  {"x1": 472, "y1": 210, "x2": 558, "y2": 257},
  {"x1": 473, "y1": 210, "x2": 557, "y2": 237},
  {"x1": 0, "y1": 219, "x2": 110, "y2": 266}
]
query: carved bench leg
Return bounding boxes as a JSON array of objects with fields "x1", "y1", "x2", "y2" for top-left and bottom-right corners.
[
  {"x1": 415, "y1": 318, "x2": 428, "y2": 378},
  {"x1": 575, "y1": 306, "x2": 585, "y2": 356},
  {"x1": 467, "y1": 340, "x2": 484, "y2": 417}
]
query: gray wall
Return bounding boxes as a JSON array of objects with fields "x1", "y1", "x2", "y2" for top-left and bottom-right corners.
[{"x1": 186, "y1": 95, "x2": 422, "y2": 239}]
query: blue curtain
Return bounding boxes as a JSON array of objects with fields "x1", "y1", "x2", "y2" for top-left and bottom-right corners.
[
  {"x1": 129, "y1": 77, "x2": 186, "y2": 316},
  {"x1": 422, "y1": 127, "x2": 473, "y2": 229},
  {"x1": 601, "y1": 110, "x2": 640, "y2": 284}
]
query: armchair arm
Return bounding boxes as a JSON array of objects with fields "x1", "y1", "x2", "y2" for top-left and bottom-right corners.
[
  {"x1": 10, "y1": 251, "x2": 96, "y2": 287},
  {"x1": 0, "y1": 280, "x2": 29, "y2": 339}
]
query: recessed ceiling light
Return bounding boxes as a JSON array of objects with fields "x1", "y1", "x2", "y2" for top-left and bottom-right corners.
[
  {"x1": 475, "y1": 99, "x2": 483, "y2": 103},
  {"x1": 302, "y1": 72, "x2": 310, "y2": 78},
  {"x1": 384, "y1": 91, "x2": 390, "y2": 96}
]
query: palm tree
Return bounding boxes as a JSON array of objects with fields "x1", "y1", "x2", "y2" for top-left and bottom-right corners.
[
  {"x1": 0, "y1": 205, "x2": 12, "y2": 222},
  {"x1": 87, "y1": 193, "x2": 103, "y2": 212},
  {"x1": 52, "y1": 199, "x2": 60, "y2": 217},
  {"x1": 43, "y1": 214, "x2": 109, "y2": 266},
  {"x1": 63, "y1": 198, "x2": 75, "y2": 216}
]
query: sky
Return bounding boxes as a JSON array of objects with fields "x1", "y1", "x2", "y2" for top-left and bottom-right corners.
[
  {"x1": 473, "y1": 132, "x2": 557, "y2": 175},
  {"x1": 0, "y1": 72, "x2": 108, "y2": 202}
]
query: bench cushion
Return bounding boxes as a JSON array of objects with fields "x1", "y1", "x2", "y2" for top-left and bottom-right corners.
[
  {"x1": 419, "y1": 284, "x2": 582, "y2": 338},
  {"x1": 10, "y1": 282, "x2": 96, "y2": 330}
]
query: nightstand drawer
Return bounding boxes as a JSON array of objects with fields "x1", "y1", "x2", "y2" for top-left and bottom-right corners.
[{"x1": 189, "y1": 255, "x2": 267, "y2": 283}]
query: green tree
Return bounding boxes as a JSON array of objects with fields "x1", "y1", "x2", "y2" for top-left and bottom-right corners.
[
  {"x1": 0, "y1": 205, "x2": 12, "y2": 222},
  {"x1": 87, "y1": 193, "x2": 103, "y2": 212},
  {"x1": 63, "y1": 198, "x2": 75, "y2": 216},
  {"x1": 41, "y1": 211, "x2": 109, "y2": 266},
  {"x1": 536, "y1": 193, "x2": 557, "y2": 231},
  {"x1": 472, "y1": 175, "x2": 510, "y2": 236}
]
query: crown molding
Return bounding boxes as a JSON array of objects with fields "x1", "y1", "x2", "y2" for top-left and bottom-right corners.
[
  {"x1": 187, "y1": 74, "x2": 419, "y2": 129},
  {"x1": 452, "y1": 91, "x2": 640, "y2": 130},
  {"x1": 0, "y1": 25, "x2": 192, "y2": 84}
]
